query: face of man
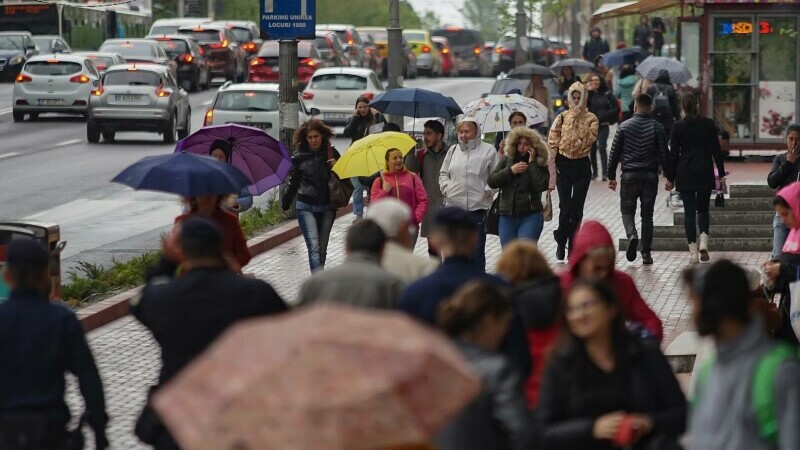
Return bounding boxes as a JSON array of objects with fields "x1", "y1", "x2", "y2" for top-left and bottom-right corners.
[
  {"x1": 787, "y1": 130, "x2": 799, "y2": 153},
  {"x1": 457, "y1": 122, "x2": 478, "y2": 142},
  {"x1": 423, "y1": 127, "x2": 443, "y2": 149},
  {"x1": 591, "y1": 30, "x2": 600, "y2": 38}
]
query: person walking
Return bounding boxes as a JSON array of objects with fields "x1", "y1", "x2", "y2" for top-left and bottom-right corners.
[
  {"x1": 398, "y1": 206, "x2": 531, "y2": 378},
  {"x1": 766, "y1": 124, "x2": 800, "y2": 260},
  {"x1": 548, "y1": 81, "x2": 599, "y2": 261},
  {"x1": 495, "y1": 241, "x2": 561, "y2": 408},
  {"x1": 582, "y1": 27, "x2": 609, "y2": 64},
  {"x1": 281, "y1": 119, "x2": 339, "y2": 272},
  {"x1": 538, "y1": 279, "x2": 686, "y2": 450},
  {"x1": 132, "y1": 217, "x2": 288, "y2": 450},
  {"x1": 585, "y1": 72, "x2": 620, "y2": 181},
  {"x1": 370, "y1": 148, "x2": 428, "y2": 245},
  {"x1": 607, "y1": 93, "x2": 669, "y2": 265},
  {"x1": 435, "y1": 282, "x2": 533, "y2": 450},
  {"x1": 665, "y1": 91, "x2": 726, "y2": 264},
  {"x1": 685, "y1": 259, "x2": 800, "y2": 450},
  {"x1": 439, "y1": 118, "x2": 499, "y2": 269},
  {"x1": 405, "y1": 120, "x2": 449, "y2": 255},
  {"x1": 651, "y1": 17, "x2": 666, "y2": 56},
  {"x1": 525, "y1": 75, "x2": 552, "y2": 132},
  {"x1": 633, "y1": 15, "x2": 652, "y2": 52},
  {"x1": 208, "y1": 139, "x2": 253, "y2": 216},
  {"x1": 615, "y1": 64, "x2": 637, "y2": 122},
  {"x1": 0, "y1": 239, "x2": 109, "y2": 450},
  {"x1": 175, "y1": 194, "x2": 251, "y2": 270},
  {"x1": 646, "y1": 70, "x2": 680, "y2": 143},
  {"x1": 343, "y1": 95, "x2": 385, "y2": 220},
  {"x1": 487, "y1": 126, "x2": 550, "y2": 246},
  {"x1": 494, "y1": 110, "x2": 528, "y2": 154},
  {"x1": 558, "y1": 67, "x2": 581, "y2": 95},
  {"x1": 297, "y1": 219, "x2": 405, "y2": 309},
  {"x1": 365, "y1": 198, "x2": 438, "y2": 283}
]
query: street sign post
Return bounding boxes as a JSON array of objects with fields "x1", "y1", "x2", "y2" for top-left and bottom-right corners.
[{"x1": 261, "y1": 0, "x2": 316, "y2": 40}]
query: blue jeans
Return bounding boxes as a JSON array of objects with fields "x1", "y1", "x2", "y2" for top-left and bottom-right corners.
[
  {"x1": 351, "y1": 178, "x2": 364, "y2": 217},
  {"x1": 773, "y1": 213, "x2": 790, "y2": 260},
  {"x1": 296, "y1": 208, "x2": 335, "y2": 271},
  {"x1": 499, "y1": 213, "x2": 545, "y2": 247},
  {"x1": 470, "y1": 210, "x2": 488, "y2": 269}
]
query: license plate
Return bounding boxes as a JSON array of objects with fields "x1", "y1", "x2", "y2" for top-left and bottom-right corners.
[
  {"x1": 38, "y1": 99, "x2": 64, "y2": 106},
  {"x1": 324, "y1": 112, "x2": 348, "y2": 120},
  {"x1": 115, "y1": 94, "x2": 143, "y2": 102}
]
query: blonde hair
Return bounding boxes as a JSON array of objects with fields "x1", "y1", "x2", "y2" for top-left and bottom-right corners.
[{"x1": 496, "y1": 241, "x2": 554, "y2": 285}]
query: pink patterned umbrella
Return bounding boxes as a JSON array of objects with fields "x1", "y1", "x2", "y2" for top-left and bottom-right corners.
[{"x1": 153, "y1": 304, "x2": 481, "y2": 450}]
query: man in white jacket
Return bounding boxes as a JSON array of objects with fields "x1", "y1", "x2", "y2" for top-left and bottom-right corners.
[{"x1": 439, "y1": 117, "x2": 499, "y2": 268}]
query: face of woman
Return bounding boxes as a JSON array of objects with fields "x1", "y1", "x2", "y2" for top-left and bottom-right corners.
[
  {"x1": 387, "y1": 150, "x2": 404, "y2": 172},
  {"x1": 566, "y1": 286, "x2": 618, "y2": 340},
  {"x1": 210, "y1": 148, "x2": 227, "y2": 163},
  {"x1": 586, "y1": 76, "x2": 601, "y2": 91},
  {"x1": 776, "y1": 203, "x2": 797, "y2": 229},
  {"x1": 570, "y1": 90, "x2": 582, "y2": 104},
  {"x1": 578, "y1": 251, "x2": 615, "y2": 280},
  {"x1": 517, "y1": 137, "x2": 531, "y2": 155},
  {"x1": 510, "y1": 115, "x2": 526, "y2": 128},
  {"x1": 306, "y1": 130, "x2": 323, "y2": 150},
  {"x1": 356, "y1": 101, "x2": 370, "y2": 116},
  {"x1": 563, "y1": 67, "x2": 574, "y2": 78},
  {"x1": 457, "y1": 122, "x2": 478, "y2": 142}
]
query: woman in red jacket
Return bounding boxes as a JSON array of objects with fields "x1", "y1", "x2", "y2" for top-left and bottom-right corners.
[{"x1": 371, "y1": 148, "x2": 428, "y2": 243}]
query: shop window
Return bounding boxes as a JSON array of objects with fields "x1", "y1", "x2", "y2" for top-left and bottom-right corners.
[
  {"x1": 714, "y1": 17, "x2": 754, "y2": 52},
  {"x1": 758, "y1": 17, "x2": 797, "y2": 139},
  {"x1": 713, "y1": 86, "x2": 752, "y2": 140},
  {"x1": 712, "y1": 54, "x2": 751, "y2": 84}
]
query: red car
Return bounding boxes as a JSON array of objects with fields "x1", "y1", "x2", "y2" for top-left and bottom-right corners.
[
  {"x1": 249, "y1": 41, "x2": 330, "y2": 87},
  {"x1": 432, "y1": 36, "x2": 459, "y2": 77}
]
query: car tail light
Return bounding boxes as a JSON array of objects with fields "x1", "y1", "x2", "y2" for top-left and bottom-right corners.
[
  {"x1": 15, "y1": 74, "x2": 32, "y2": 83},
  {"x1": 204, "y1": 108, "x2": 213, "y2": 126},
  {"x1": 156, "y1": 84, "x2": 172, "y2": 97},
  {"x1": 422, "y1": 45, "x2": 431, "y2": 53},
  {"x1": 96, "y1": 64, "x2": 107, "y2": 71},
  {"x1": 92, "y1": 85, "x2": 104, "y2": 96},
  {"x1": 302, "y1": 91, "x2": 314, "y2": 100},
  {"x1": 361, "y1": 92, "x2": 374, "y2": 101},
  {"x1": 300, "y1": 57, "x2": 317, "y2": 67},
  {"x1": 179, "y1": 53, "x2": 194, "y2": 63},
  {"x1": 242, "y1": 42, "x2": 258, "y2": 52},
  {"x1": 250, "y1": 57, "x2": 265, "y2": 66},
  {"x1": 473, "y1": 47, "x2": 481, "y2": 55},
  {"x1": 442, "y1": 48, "x2": 449, "y2": 54},
  {"x1": 210, "y1": 40, "x2": 229, "y2": 49},
  {"x1": 198, "y1": 47, "x2": 205, "y2": 56},
  {"x1": 70, "y1": 74, "x2": 91, "y2": 84}
]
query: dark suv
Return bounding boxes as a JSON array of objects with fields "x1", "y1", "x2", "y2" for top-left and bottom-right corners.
[
  {"x1": 209, "y1": 21, "x2": 263, "y2": 62},
  {"x1": 492, "y1": 36, "x2": 553, "y2": 74},
  {"x1": 312, "y1": 31, "x2": 350, "y2": 67},
  {"x1": 148, "y1": 34, "x2": 210, "y2": 91},
  {"x1": 0, "y1": 32, "x2": 38, "y2": 81},
  {"x1": 177, "y1": 25, "x2": 247, "y2": 82},
  {"x1": 431, "y1": 27, "x2": 490, "y2": 77}
]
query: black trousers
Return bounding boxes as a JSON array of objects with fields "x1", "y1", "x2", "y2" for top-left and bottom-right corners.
[
  {"x1": 679, "y1": 189, "x2": 711, "y2": 243},
  {"x1": 590, "y1": 125, "x2": 610, "y2": 178},
  {"x1": 620, "y1": 171, "x2": 659, "y2": 252},
  {"x1": 555, "y1": 154, "x2": 592, "y2": 249}
]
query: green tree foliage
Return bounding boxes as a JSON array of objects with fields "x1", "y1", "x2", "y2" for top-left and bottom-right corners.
[
  {"x1": 464, "y1": 0, "x2": 500, "y2": 41},
  {"x1": 496, "y1": 0, "x2": 516, "y2": 39},
  {"x1": 420, "y1": 10, "x2": 442, "y2": 31}
]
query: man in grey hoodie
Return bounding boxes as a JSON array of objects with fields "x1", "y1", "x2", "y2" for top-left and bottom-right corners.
[{"x1": 685, "y1": 260, "x2": 800, "y2": 450}]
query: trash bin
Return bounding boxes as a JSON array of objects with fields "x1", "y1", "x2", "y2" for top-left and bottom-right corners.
[{"x1": 0, "y1": 222, "x2": 66, "y2": 302}]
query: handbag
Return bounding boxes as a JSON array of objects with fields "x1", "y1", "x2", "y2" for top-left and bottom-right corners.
[
  {"x1": 714, "y1": 193, "x2": 725, "y2": 208},
  {"x1": 326, "y1": 146, "x2": 354, "y2": 209},
  {"x1": 485, "y1": 196, "x2": 500, "y2": 236},
  {"x1": 543, "y1": 191, "x2": 553, "y2": 222}
]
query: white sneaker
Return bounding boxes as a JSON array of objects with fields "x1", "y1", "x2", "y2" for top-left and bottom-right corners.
[
  {"x1": 699, "y1": 233, "x2": 710, "y2": 262},
  {"x1": 689, "y1": 243, "x2": 700, "y2": 264}
]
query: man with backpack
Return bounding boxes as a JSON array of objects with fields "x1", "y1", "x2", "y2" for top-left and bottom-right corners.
[
  {"x1": 685, "y1": 260, "x2": 800, "y2": 450},
  {"x1": 647, "y1": 70, "x2": 680, "y2": 143}
]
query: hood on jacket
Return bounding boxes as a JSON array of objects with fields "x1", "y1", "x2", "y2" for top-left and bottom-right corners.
[
  {"x1": 590, "y1": 26, "x2": 602, "y2": 35},
  {"x1": 567, "y1": 81, "x2": 588, "y2": 112},
  {"x1": 655, "y1": 69, "x2": 671, "y2": 85},
  {"x1": 514, "y1": 276, "x2": 561, "y2": 329},
  {"x1": 456, "y1": 117, "x2": 483, "y2": 150},
  {"x1": 505, "y1": 126, "x2": 548, "y2": 166},
  {"x1": 568, "y1": 220, "x2": 615, "y2": 273},
  {"x1": 778, "y1": 182, "x2": 800, "y2": 254}
]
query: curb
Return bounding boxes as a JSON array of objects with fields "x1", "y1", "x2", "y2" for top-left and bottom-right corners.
[{"x1": 77, "y1": 205, "x2": 353, "y2": 332}]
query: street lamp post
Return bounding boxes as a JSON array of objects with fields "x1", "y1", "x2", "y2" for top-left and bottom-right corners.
[
  {"x1": 387, "y1": 0, "x2": 403, "y2": 128},
  {"x1": 515, "y1": 0, "x2": 527, "y2": 67},
  {"x1": 278, "y1": 40, "x2": 299, "y2": 217},
  {"x1": 570, "y1": 0, "x2": 582, "y2": 58}
]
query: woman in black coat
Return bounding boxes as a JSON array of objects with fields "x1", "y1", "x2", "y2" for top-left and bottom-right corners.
[
  {"x1": 665, "y1": 91, "x2": 726, "y2": 264},
  {"x1": 585, "y1": 72, "x2": 619, "y2": 181},
  {"x1": 342, "y1": 95, "x2": 384, "y2": 219},
  {"x1": 537, "y1": 279, "x2": 686, "y2": 450}
]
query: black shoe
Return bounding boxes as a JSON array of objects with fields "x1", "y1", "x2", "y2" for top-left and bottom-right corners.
[
  {"x1": 591, "y1": 173, "x2": 598, "y2": 180},
  {"x1": 602, "y1": 176, "x2": 608, "y2": 182},
  {"x1": 642, "y1": 251, "x2": 653, "y2": 265},
  {"x1": 626, "y1": 237, "x2": 639, "y2": 262},
  {"x1": 556, "y1": 243, "x2": 566, "y2": 261}
]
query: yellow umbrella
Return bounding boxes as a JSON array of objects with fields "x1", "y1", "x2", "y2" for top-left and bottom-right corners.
[{"x1": 333, "y1": 132, "x2": 417, "y2": 179}]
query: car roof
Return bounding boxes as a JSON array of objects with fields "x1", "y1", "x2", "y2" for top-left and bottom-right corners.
[
  {"x1": 105, "y1": 63, "x2": 170, "y2": 73},
  {"x1": 220, "y1": 82, "x2": 279, "y2": 92},
  {"x1": 73, "y1": 51, "x2": 124, "y2": 58},
  {"x1": 102, "y1": 39, "x2": 158, "y2": 46},
  {"x1": 146, "y1": 34, "x2": 197, "y2": 42},
  {"x1": 311, "y1": 67, "x2": 375, "y2": 76},
  {"x1": 316, "y1": 24, "x2": 355, "y2": 30},
  {"x1": 26, "y1": 54, "x2": 88, "y2": 64},
  {"x1": 208, "y1": 20, "x2": 256, "y2": 28},
  {"x1": 152, "y1": 18, "x2": 212, "y2": 25},
  {"x1": 403, "y1": 29, "x2": 427, "y2": 34},
  {"x1": 177, "y1": 25, "x2": 226, "y2": 32},
  {"x1": 32, "y1": 35, "x2": 61, "y2": 39},
  {"x1": 0, "y1": 31, "x2": 32, "y2": 36}
]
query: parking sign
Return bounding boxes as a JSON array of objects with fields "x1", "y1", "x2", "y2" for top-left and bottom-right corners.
[{"x1": 261, "y1": 0, "x2": 316, "y2": 40}]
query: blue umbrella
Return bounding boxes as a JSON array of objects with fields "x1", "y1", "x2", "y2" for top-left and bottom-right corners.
[
  {"x1": 600, "y1": 46, "x2": 649, "y2": 68},
  {"x1": 369, "y1": 88, "x2": 463, "y2": 118},
  {"x1": 112, "y1": 152, "x2": 250, "y2": 197}
]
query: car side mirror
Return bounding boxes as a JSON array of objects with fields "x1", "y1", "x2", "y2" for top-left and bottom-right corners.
[
  {"x1": 309, "y1": 107, "x2": 321, "y2": 116},
  {"x1": 481, "y1": 93, "x2": 488, "y2": 98},
  {"x1": 92, "y1": 80, "x2": 100, "y2": 87}
]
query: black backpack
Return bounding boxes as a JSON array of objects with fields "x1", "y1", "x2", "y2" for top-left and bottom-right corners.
[{"x1": 651, "y1": 85, "x2": 672, "y2": 120}]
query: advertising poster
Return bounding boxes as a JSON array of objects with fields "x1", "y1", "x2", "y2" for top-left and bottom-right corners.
[{"x1": 759, "y1": 81, "x2": 796, "y2": 139}]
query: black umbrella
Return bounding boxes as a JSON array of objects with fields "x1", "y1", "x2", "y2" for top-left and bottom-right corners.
[
  {"x1": 507, "y1": 63, "x2": 556, "y2": 79},
  {"x1": 550, "y1": 58, "x2": 596, "y2": 74}
]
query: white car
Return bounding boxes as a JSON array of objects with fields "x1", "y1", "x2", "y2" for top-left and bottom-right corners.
[
  {"x1": 203, "y1": 82, "x2": 312, "y2": 141},
  {"x1": 301, "y1": 67, "x2": 384, "y2": 127},
  {"x1": 12, "y1": 54, "x2": 100, "y2": 122}
]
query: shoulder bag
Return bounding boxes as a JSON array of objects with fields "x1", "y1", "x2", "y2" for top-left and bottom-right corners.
[{"x1": 326, "y1": 146, "x2": 354, "y2": 209}]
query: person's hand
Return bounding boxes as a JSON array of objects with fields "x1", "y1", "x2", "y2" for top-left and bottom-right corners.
[
  {"x1": 498, "y1": 139, "x2": 506, "y2": 156},
  {"x1": 665, "y1": 180, "x2": 674, "y2": 191},
  {"x1": 161, "y1": 226, "x2": 183, "y2": 263},
  {"x1": 787, "y1": 146, "x2": 798, "y2": 163},
  {"x1": 763, "y1": 261, "x2": 781, "y2": 280},
  {"x1": 592, "y1": 411, "x2": 626, "y2": 440},
  {"x1": 327, "y1": 158, "x2": 336, "y2": 167},
  {"x1": 511, "y1": 161, "x2": 528, "y2": 174},
  {"x1": 281, "y1": 209, "x2": 289, "y2": 217},
  {"x1": 353, "y1": 109, "x2": 360, "y2": 116},
  {"x1": 719, "y1": 177, "x2": 727, "y2": 190},
  {"x1": 628, "y1": 413, "x2": 654, "y2": 443},
  {"x1": 227, "y1": 197, "x2": 240, "y2": 211},
  {"x1": 608, "y1": 179, "x2": 617, "y2": 191},
  {"x1": 383, "y1": 182, "x2": 392, "y2": 193}
]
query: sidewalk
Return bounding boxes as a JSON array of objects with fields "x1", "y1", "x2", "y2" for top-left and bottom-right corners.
[{"x1": 67, "y1": 162, "x2": 774, "y2": 448}]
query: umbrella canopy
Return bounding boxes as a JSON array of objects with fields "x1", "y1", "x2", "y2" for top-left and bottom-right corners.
[
  {"x1": 636, "y1": 56, "x2": 692, "y2": 84},
  {"x1": 112, "y1": 152, "x2": 251, "y2": 197},
  {"x1": 153, "y1": 304, "x2": 481, "y2": 450},
  {"x1": 369, "y1": 88, "x2": 463, "y2": 118},
  {"x1": 174, "y1": 124, "x2": 291, "y2": 195},
  {"x1": 462, "y1": 93, "x2": 548, "y2": 133},
  {"x1": 506, "y1": 63, "x2": 556, "y2": 79},
  {"x1": 550, "y1": 58, "x2": 596, "y2": 74},
  {"x1": 600, "y1": 46, "x2": 648, "y2": 67},
  {"x1": 333, "y1": 132, "x2": 417, "y2": 179}
]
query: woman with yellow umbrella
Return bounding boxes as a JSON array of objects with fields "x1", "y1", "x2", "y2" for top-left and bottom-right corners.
[{"x1": 370, "y1": 147, "x2": 428, "y2": 243}]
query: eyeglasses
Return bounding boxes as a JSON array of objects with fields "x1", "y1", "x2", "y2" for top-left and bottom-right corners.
[{"x1": 566, "y1": 298, "x2": 601, "y2": 316}]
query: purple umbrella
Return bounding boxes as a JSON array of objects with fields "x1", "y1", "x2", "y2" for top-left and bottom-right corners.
[{"x1": 174, "y1": 124, "x2": 291, "y2": 195}]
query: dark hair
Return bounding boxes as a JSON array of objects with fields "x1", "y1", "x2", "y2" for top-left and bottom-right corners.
[
  {"x1": 354, "y1": 95, "x2": 372, "y2": 107},
  {"x1": 437, "y1": 282, "x2": 513, "y2": 337},
  {"x1": 208, "y1": 139, "x2": 232, "y2": 162},
  {"x1": 382, "y1": 122, "x2": 402, "y2": 132},
  {"x1": 294, "y1": 119, "x2": 334, "y2": 150},
  {"x1": 593, "y1": 54, "x2": 604, "y2": 67},
  {"x1": 187, "y1": 196, "x2": 224, "y2": 213},
  {"x1": 680, "y1": 91, "x2": 699, "y2": 120},
  {"x1": 424, "y1": 120, "x2": 444, "y2": 135},
  {"x1": 179, "y1": 222, "x2": 224, "y2": 261},
  {"x1": 620, "y1": 64, "x2": 635, "y2": 77},
  {"x1": 683, "y1": 260, "x2": 751, "y2": 336},
  {"x1": 635, "y1": 93, "x2": 652, "y2": 109},
  {"x1": 787, "y1": 124, "x2": 800, "y2": 136},
  {"x1": 4, "y1": 242, "x2": 49, "y2": 292},
  {"x1": 346, "y1": 219, "x2": 386, "y2": 256},
  {"x1": 774, "y1": 195, "x2": 790, "y2": 209},
  {"x1": 508, "y1": 111, "x2": 527, "y2": 125}
]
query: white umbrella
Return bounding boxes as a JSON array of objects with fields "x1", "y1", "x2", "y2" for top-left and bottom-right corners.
[
  {"x1": 636, "y1": 56, "x2": 692, "y2": 84},
  {"x1": 462, "y1": 94, "x2": 548, "y2": 133}
]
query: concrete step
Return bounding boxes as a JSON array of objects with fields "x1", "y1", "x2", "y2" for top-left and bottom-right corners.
[
  {"x1": 665, "y1": 331, "x2": 701, "y2": 374},
  {"x1": 729, "y1": 184, "x2": 775, "y2": 198},
  {"x1": 618, "y1": 237, "x2": 772, "y2": 251},
  {"x1": 709, "y1": 197, "x2": 775, "y2": 211},
  {"x1": 673, "y1": 210, "x2": 775, "y2": 226},
  {"x1": 652, "y1": 224, "x2": 773, "y2": 239}
]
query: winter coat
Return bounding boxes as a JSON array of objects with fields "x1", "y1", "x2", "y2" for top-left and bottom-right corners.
[
  {"x1": 405, "y1": 143, "x2": 449, "y2": 237},
  {"x1": 281, "y1": 144, "x2": 340, "y2": 210},
  {"x1": 342, "y1": 109, "x2": 384, "y2": 144},
  {"x1": 633, "y1": 24, "x2": 652, "y2": 50},
  {"x1": 174, "y1": 207, "x2": 252, "y2": 268},
  {"x1": 548, "y1": 82, "x2": 599, "y2": 188},
  {"x1": 587, "y1": 81, "x2": 620, "y2": 125},
  {"x1": 769, "y1": 183, "x2": 800, "y2": 345},
  {"x1": 767, "y1": 152, "x2": 800, "y2": 190},
  {"x1": 582, "y1": 36, "x2": 609, "y2": 63},
  {"x1": 647, "y1": 71, "x2": 680, "y2": 131},
  {"x1": 615, "y1": 74, "x2": 637, "y2": 113},
  {"x1": 370, "y1": 169, "x2": 428, "y2": 225},
  {"x1": 439, "y1": 118, "x2": 499, "y2": 212},
  {"x1": 538, "y1": 337, "x2": 686, "y2": 450},
  {"x1": 667, "y1": 115, "x2": 725, "y2": 192},
  {"x1": 607, "y1": 112, "x2": 669, "y2": 180},
  {"x1": 435, "y1": 341, "x2": 533, "y2": 450},
  {"x1": 487, "y1": 127, "x2": 550, "y2": 217},
  {"x1": 558, "y1": 220, "x2": 664, "y2": 341}
]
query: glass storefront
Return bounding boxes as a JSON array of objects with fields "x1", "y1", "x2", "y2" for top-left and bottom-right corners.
[{"x1": 709, "y1": 14, "x2": 799, "y2": 143}]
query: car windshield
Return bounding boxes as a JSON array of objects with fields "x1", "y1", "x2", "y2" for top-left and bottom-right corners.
[
  {"x1": 24, "y1": 61, "x2": 82, "y2": 76},
  {"x1": 86, "y1": 56, "x2": 115, "y2": 70},
  {"x1": 33, "y1": 37, "x2": 53, "y2": 52},
  {"x1": 229, "y1": 27, "x2": 252, "y2": 42},
  {"x1": 181, "y1": 30, "x2": 220, "y2": 43},
  {"x1": 364, "y1": 30, "x2": 387, "y2": 42},
  {"x1": 150, "y1": 26, "x2": 179, "y2": 35},
  {"x1": 432, "y1": 30, "x2": 477, "y2": 47},
  {"x1": 100, "y1": 43, "x2": 156, "y2": 57},
  {"x1": 0, "y1": 35, "x2": 24, "y2": 50},
  {"x1": 104, "y1": 70, "x2": 162, "y2": 86},
  {"x1": 404, "y1": 32, "x2": 426, "y2": 42},
  {"x1": 216, "y1": 91, "x2": 278, "y2": 111},
  {"x1": 156, "y1": 40, "x2": 188, "y2": 56},
  {"x1": 310, "y1": 74, "x2": 367, "y2": 90},
  {"x1": 314, "y1": 37, "x2": 331, "y2": 50}
]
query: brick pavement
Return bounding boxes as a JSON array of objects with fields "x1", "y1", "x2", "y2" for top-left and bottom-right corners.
[{"x1": 67, "y1": 161, "x2": 774, "y2": 448}]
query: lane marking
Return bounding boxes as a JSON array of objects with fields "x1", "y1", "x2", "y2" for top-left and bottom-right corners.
[
  {"x1": 0, "y1": 152, "x2": 19, "y2": 160},
  {"x1": 202, "y1": 99, "x2": 213, "y2": 106},
  {"x1": 54, "y1": 139, "x2": 82, "y2": 147},
  {"x1": 0, "y1": 107, "x2": 12, "y2": 115}
]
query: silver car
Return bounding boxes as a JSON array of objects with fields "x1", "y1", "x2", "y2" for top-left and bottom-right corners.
[
  {"x1": 86, "y1": 63, "x2": 191, "y2": 144},
  {"x1": 12, "y1": 54, "x2": 101, "y2": 122},
  {"x1": 72, "y1": 52, "x2": 126, "y2": 75}
]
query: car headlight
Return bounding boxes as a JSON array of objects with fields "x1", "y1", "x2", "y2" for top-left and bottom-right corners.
[
  {"x1": 555, "y1": 98, "x2": 563, "y2": 107},
  {"x1": 9, "y1": 56, "x2": 24, "y2": 65}
]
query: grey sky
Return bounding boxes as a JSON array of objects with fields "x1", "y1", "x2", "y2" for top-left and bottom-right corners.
[{"x1": 405, "y1": 0, "x2": 466, "y2": 28}]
